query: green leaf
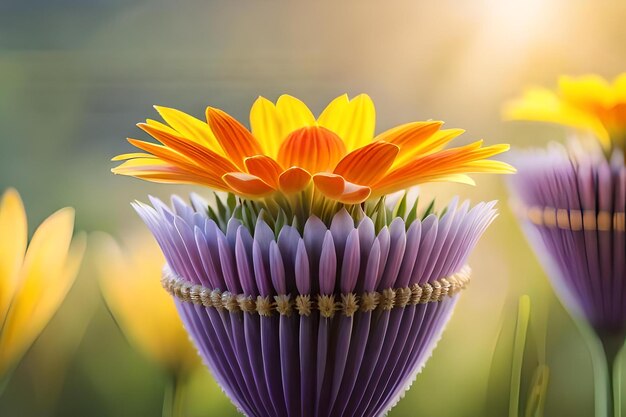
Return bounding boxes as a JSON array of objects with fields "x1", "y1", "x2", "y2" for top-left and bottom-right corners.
[{"x1": 393, "y1": 193, "x2": 408, "y2": 219}]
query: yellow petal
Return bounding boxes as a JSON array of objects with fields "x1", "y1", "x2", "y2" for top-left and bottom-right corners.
[
  {"x1": 250, "y1": 96, "x2": 282, "y2": 158},
  {"x1": 612, "y1": 73, "x2": 626, "y2": 102},
  {"x1": 318, "y1": 94, "x2": 375, "y2": 151},
  {"x1": 222, "y1": 172, "x2": 276, "y2": 197},
  {"x1": 277, "y1": 126, "x2": 347, "y2": 173},
  {"x1": 275, "y1": 94, "x2": 316, "y2": 138},
  {"x1": 0, "y1": 189, "x2": 27, "y2": 318},
  {"x1": 279, "y1": 167, "x2": 312, "y2": 194},
  {"x1": 334, "y1": 141, "x2": 399, "y2": 185},
  {"x1": 503, "y1": 88, "x2": 610, "y2": 146},
  {"x1": 313, "y1": 173, "x2": 371, "y2": 204},
  {"x1": 0, "y1": 207, "x2": 81, "y2": 375},
  {"x1": 111, "y1": 152, "x2": 156, "y2": 162},
  {"x1": 153, "y1": 106, "x2": 223, "y2": 153},
  {"x1": 558, "y1": 75, "x2": 612, "y2": 108}
]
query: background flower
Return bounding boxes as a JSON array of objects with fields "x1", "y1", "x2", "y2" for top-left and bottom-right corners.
[
  {"x1": 94, "y1": 231, "x2": 200, "y2": 377},
  {"x1": 503, "y1": 73, "x2": 626, "y2": 151},
  {"x1": 0, "y1": 188, "x2": 85, "y2": 384}
]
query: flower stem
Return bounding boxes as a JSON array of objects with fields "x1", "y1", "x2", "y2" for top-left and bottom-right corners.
[
  {"x1": 162, "y1": 373, "x2": 186, "y2": 417},
  {"x1": 598, "y1": 332, "x2": 624, "y2": 417}
]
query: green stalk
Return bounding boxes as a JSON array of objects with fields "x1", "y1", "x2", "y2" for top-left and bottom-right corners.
[
  {"x1": 598, "y1": 331, "x2": 624, "y2": 417},
  {"x1": 509, "y1": 295, "x2": 531, "y2": 417},
  {"x1": 162, "y1": 372, "x2": 186, "y2": 417}
]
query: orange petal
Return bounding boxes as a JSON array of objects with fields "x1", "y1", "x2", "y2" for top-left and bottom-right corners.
[
  {"x1": 277, "y1": 126, "x2": 347, "y2": 173},
  {"x1": 334, "y1": 141, "x2": 399, "y2": 185},
  {"x1": 313, "y1": 173, "x2": 371, "y2": 204},
  {"x1": 244, "y1": 155, "x2": 283, "y2": 188},
  {"x1": 371, "y1": 141, "x2": 514, "y2": 196},
  {"x1": 222, "y1": 172, "x2": 276, "y2": 197},
  {"x1": 138, "y1": 124, "x2": 239, "y2": 175},
  {"x1": 206, "y1": 107, "x2": 264, "y2": 170},
  {"x1": 374, "y1": 121, "x2": 443, "y2": 161},
  {"x1": 279, "y1": 167, "x2": 312, "y2": 194}
]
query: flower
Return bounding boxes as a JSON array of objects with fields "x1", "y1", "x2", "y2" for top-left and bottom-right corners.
[
  {"x1": 503, "y1": 73, "x2": 626, "y2": 150},
  {"x1": 112, "y1": 94, "x2": 514, "y2": 204},
  {"x1": 509, "y1": 147, "x2": 625, "y2": 335},
  {"x1": 0, "y1": 188, "x2": 85, "y2": 379},
  {"x1": 94, "y1": 231, "x2": 200, "y2": 376},
  {"x1": 134, "y1": 194, "x2": 497, "y2": 416}
]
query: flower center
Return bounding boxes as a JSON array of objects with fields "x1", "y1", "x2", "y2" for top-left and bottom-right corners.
[{"x1": 277, "y1": 126, "x2": 346, "y2": 173}]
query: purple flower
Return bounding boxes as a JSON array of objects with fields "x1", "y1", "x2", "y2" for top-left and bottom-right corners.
[
  {"x1": 509, "y1": 147, "x2": 626, "y2": 335},
  {"x1": 135, "y1": 195, "x2": 497, "y2": 417}
]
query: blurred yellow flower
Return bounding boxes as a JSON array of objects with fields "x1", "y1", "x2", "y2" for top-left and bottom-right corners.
[
  {"x1": 113, "y1": 94, "x2": 514, "y2": 204},
  {"x1": 504, "y1": 73, "x2": 626, "y2": 150},
  {"x1": 94, "y1": 231, "x2": 200, "y2": 376},
  {"x1": 0, "y1": 188, "x2": 85, "y2": 379}
]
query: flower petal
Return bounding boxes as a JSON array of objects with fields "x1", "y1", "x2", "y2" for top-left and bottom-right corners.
[
  {"x1": 0, "y1": 207, "x2": 82, "y2": 373},
  {"x1": 112, "y1": 158, "x2": 228, "y2": 190},
  {"x1": 313, "y1": 173, "x2": 371, "y2": 204},
  {"x1": 503, "y1": 88, "x2": 609, "y2": 146},
  {"x1": 206, "y1": 107, "x2": 264, "y2": 170},
  {"x1": 222, "y1": 172, "x2": 276, "y2": 197},
  {"x1": 275, "y1": 94, "x2": 316, "y2": 137},
  {"x1": 0, "y1": 189, "x2": 27, "y2": 318},
  {"x1": 244, "y1": 155, "x2": 283, "y2": 189},
  {"x1": 334, "y1": 141, "x2": 399, "y2": 185},
  {"x1": 277, "y1": 126, "x2": 347, "y2": 173},
  {"x1": 153, "y1": 106, "x2": 222, "y2": 151},
  {"x1": 371, "y1": 141, "x2": 515, "y2": 196},
  {"x1": 250, "y1": 96, "x2": 282, "y2": 157},
  {"x1": 374, "y1": 121, "x2": 444, "y2": 162},
  {"x1": 318, "y1": 94, "x2": 375, "y2": 151},
  {"x1": 278, "y1": 167, "x2": 312, "y2": 194},
  {"x1": 137, "y1": 123, "x2": 239, "y2": 175}
]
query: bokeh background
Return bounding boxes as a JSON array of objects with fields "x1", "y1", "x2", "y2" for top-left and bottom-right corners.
[{"x1": 1, "y1": 0, "x2": 625, "y2": 415}]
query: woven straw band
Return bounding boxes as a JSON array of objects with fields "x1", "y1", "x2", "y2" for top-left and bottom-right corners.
[
  {"x1": 518, "y1": 205, "x2": 626, "y2": 232},
  {"x1": 162, "y1": 266, "x2": 471, "y2": 318}
]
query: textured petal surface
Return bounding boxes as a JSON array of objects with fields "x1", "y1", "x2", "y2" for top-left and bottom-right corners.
[
  {"x1": 318, "y1": 94, "x2": 375, "y2": 151},
  {"x1": 334, "y1": 141, "x2": 399, "y2": 185},
  {"x1": 206, "y1": 107, "x2": 264, "y2": 170},
  {"x1": 278, "y1": 127, "x2": 347, "y2": 174},
  {"x1": 139, "y1": 196, "x2": 497, "y2": 417},
  {"x1": 509, "y1": 147, "x2": 626, "y2": 333}
]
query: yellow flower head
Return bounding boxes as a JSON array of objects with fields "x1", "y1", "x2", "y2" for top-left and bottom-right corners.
[
  {"x1": 504, "y1": 73, "x2": 626, "y2": 150},
  {"x1": 113, "y1": 94, "x2": 514, "y2": 204},
  {"x1": 0, "y1": 188, "x2": 85, "y2": 377},
  {"x1": 94, "y1": 232, "x2": 200, "y2": 376}
]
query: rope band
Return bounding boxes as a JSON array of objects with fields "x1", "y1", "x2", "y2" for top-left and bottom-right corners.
[
  {"x1": 162, "y1": 266, "x2": 471, "y2": 318},
  {"x1": 517, "y1": 205, "x2": 626, "y2": 232}
]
